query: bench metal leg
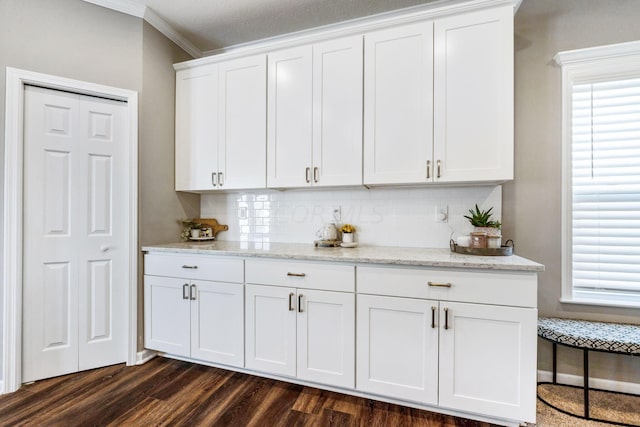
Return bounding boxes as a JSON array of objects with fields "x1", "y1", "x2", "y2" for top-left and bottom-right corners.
[
  {"x1": 552, "y1": 342, "x2": 557, "y2": 384},
  {"x1": 584, "y1": 349, "x2": 589, "y2": 419}
]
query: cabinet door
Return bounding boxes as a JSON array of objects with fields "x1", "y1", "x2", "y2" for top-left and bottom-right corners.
[
  {"x1": 297, "y1": 290, "x2": 355, "y2": 388},
  {"x1": 267, "y1": 46, "x2": 313, "y2": 188},
  {"x1": 433, "y1": 6, "x2": 513, "y2": 182},
  {"x1": 218, "y1": 55, "x2": 267, "y2": 190},
  {"x1": 356, "y1": 294, "x2": 438, "y2": 405},
  {"x1": 363, "y1": 22, "x2": 434, "y2": 185},
  {"x1": 245, "y1": 284, "x2": 297, "y2": 377},
  {"x1": 439, "y1": 302, "x2": 537, "y2": 423},
  {"x1": 190, "y1": 281, "x2": 244, "y2": 367},
  {"x1": 144, "y1": 276, "x2": 190, "y2": 356},
  {"x1": 175, "y1": 64, "x2": 218, "y2": 191},
  {"x1": 312, "y1": 36, "x2": 363, "y2": 187}
]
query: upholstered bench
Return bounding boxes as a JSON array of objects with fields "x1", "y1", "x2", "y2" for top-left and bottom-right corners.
[{"x1": 537, "y1": 317, "x2": 640, "y2": 422}]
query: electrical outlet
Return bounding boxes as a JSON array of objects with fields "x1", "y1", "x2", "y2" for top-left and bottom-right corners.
[
  {"x1": 333, "y1": 206, "x2": 342, "y2": 223},
  {"x1": 435, "y1": 205, "x2": 448, "y2": 223}
]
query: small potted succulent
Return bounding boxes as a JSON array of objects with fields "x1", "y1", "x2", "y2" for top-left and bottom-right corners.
[
  {"x1": 464, "y1": 205, "x2": 501, "y2": 249},
  {"x1": 340, "y1": 224, "x2": 356, "y2": 243}
]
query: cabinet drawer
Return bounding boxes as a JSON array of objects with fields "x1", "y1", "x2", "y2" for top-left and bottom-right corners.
[
  {"x1": 357, "y1": 265, "x2": 536, "y2": 308},
  {"x1": 245, "y1": 259, "x2": 354, "y2": 292},
  {"x1": 145, "y1": 253, "x2": 244, "y2": 283}
]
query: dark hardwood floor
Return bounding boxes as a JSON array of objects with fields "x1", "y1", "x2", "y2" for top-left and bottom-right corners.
[{"x1": 0, "y1": 357, "x2": 495, "y2": 426}]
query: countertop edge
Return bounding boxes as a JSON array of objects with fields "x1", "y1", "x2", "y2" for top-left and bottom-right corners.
[{"x1": 141, "y1": 243, "x2": 545, "y2": 273}]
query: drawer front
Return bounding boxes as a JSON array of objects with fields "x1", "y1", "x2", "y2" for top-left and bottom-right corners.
[
  {"x1": 245, "y1": 259, "x2": 355, "y2": 292},
  {"x1": 357, "y1": 265, "x2": 537, "y2": 308},
  {"x1": 145, "y1": 253, "x2": 244, "y2": 283}
]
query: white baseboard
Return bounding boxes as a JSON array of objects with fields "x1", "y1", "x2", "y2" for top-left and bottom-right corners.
[
  {"x1": 0, "y1": 380, "x2": 4, "y2": 395},
  {"x1": 136, "y1": 349, "x2": 157, "y2": 365},
  {"x1": 538, "y1": 370, "x2": 640, "y2": 395}
]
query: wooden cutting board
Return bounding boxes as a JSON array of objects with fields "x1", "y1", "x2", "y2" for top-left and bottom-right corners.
[{"x1": 194, "y1": 218, "x2": 229, "y2": 238}]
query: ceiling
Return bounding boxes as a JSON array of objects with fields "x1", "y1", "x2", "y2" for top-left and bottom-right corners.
[{"x1": 85, "y1": 0, "x2": 443, "y2": 57}]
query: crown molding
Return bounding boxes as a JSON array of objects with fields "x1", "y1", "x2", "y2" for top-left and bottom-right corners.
[
  {"x1": 82, "y1": 0, "x2": 202, "y2": 58},
  {"x1": 554, "y1": 40, "x2": 640, "y2": 66},
  {"x1": 143, "y1": 7, "x2": 202, "y2": 58},
  {"x1": 83, "y1": 0, "x2": 146, "y2": 18},
  {"x1": 181, "y1": 0, "x2": 514, "y2": 69}
]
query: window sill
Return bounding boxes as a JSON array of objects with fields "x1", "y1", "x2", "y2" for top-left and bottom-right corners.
[{"x1": 560, "y1": 298, "x2": 640, "y2": 310}]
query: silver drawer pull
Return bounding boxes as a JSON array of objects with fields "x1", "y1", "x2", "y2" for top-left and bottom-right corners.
[
  {"x1": 428, "y1": 281, "x2": 452, "y2": 288},
  {"x1": 182, "y1": 265, "x2": 198, "y2": 269},
  {"x1": 287, "y1": 272, "x2": 306, "y2": 277}
]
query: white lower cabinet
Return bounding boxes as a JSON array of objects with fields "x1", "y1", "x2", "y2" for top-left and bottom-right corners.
[
  {"x1": 357, "y1": 294, "x2": 439, "y2": 404},
  {"x1": 438, "y1": 302, "x2": 537, "y2": 421},
  {"x1": 144, "y1": 253, "x2": 538, "y2": 425},
  {"x1": 144, "y1": 254, "x2": 244, "y2": 367},
  {"x1": 244, "y1": 260, "x2": 355, "y2": 388},
  {"x1": 357, "y1": 265, "x2": 538, "y2": 423}
]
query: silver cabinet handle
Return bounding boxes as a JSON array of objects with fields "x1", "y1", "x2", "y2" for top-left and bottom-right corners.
[
  {"x1": 288, "y1": 292, "x2": 295, "y2": 311},
  {"x1": 182, "y1": 265, "x2": 198, "y2": 269},
  {"x1": 305, "y1": 167, "x2": 311, "y2": 183},
  {"x1": 287, "y1": 272, "x2": 306, "y2": 277},
  {"x1": 182, "y1": 283, "x2": 189, "y2": 300},
  {"x1": 211, "y1": 172, "x2": 218, "y2": 187},
  {"x1": 437, "y1": 160, "x2": 441, "y2": 179},
  {"x1": 190, "y1": 284, "x2": 197, "y2": 300},
  {"x1": 444, "y1": 307, "x2": 449, "y2": 330},
  {"x1": 428, "y1": 281, "x2": 451, "y2": 288},
  {"x1": 313, "y1": 167, "x2": 319, "y2": 183},
  {"x1": 426, "y1": 160, "x2": 431, "y2": 179},
  {"x1": 298, "y1": 294, "x2": 304, "y2": 313},
  {"x1": 431, "y1": 306, "x2": 436, "y2": 328},
  {"x1": 218, "y1": 172, "x2": 223, "y2": 187}
]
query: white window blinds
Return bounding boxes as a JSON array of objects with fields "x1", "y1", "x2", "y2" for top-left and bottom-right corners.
[{"x1": 571, "y1": 77, "x2": 640, "y2": 304}]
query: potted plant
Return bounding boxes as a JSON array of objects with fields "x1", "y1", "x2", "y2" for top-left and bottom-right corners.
[
  {"x1": 179, "y1": 219, "x2": 202, "y2": 241},
  {"x1": 464, "y1": 205, "x2": 501, "y2": 236},
  {"x1": 340, "y1": 224, "x2": 356, "y2": 243}
]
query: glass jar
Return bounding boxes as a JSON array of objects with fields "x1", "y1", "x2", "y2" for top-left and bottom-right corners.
[
  {"x1": 487, "y1": 235, "x2": 502, "y2": 249},
  {"x1": 470, "y1": 232, "x2": 487, "y2": 249}
]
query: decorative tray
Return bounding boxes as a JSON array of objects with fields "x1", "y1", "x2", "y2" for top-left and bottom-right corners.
[
  {"x1": 450, "y1": 239, "x2": 514, "y2": 256},
  {"x1": 314, "y1": 239, "x2": 342, "y2": 248},
  {"x1": 189, "y1": 236, "x2": 216, "y2": 241}
]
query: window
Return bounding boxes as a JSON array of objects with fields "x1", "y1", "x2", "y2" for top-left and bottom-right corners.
[{"x1": 556, "y1": 41, "x2": 640, "y2": 308}]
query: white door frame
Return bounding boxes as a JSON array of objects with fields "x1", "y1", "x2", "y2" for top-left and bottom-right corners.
[{"x1": 2, "y1": 67, "x2": 139, "y2": 394}]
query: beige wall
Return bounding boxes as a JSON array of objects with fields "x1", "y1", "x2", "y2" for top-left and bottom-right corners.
[
  {"x1": 507, "y1": 0, "x2": 640, "y2": 382},
  {"x1": 0, "y1": 0, "x2": 199, "y2": 376},
  {"x1": 138, "y1": 21, "x2": 199, "y2": 348}
]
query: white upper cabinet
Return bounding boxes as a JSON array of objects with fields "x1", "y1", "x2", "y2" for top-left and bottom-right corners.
[
  {"x1": 433, "y1": 6, "x2": 514, "y2": 182},
  {"x1": 176, "y1": 55, "x2": 267, "y2": 192},
  {"x1": 175, "y1": 64, "x2": 218, "y2": 191},
  {"x1": 218, "y1": 55, "x2": 267, "y2": 189},
  {"x1": 363, "y1": 22, "x2": 434, "y2": 185},
  {"x1": 267, "y1": 46, "x2": 314, "y2": 188},
  {"x1": 176, "y1": 3, "x2": 514, "y2": 190},
  {"x1": 268, "y1": 36, "x2": 363, "y2": 188},
  {"x1": 312, "y1": 36, "x2": 363, "y2": 187}
]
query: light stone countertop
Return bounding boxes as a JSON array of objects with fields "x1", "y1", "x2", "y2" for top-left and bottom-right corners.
[{"x1": 142, "y1": 241, "x2": 544, "y2": 272}]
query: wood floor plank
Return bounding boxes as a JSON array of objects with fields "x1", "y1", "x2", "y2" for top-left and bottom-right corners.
[{"x1": 0, "y1": 357, "x2": 499, "y2": 427}]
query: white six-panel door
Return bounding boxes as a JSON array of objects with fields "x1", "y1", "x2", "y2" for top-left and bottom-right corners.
[{"x1": 23, "y1": 85, "x2": 128, "y2": 382}]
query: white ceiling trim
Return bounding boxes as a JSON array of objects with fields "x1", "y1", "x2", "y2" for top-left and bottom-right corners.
[
  {"x1": 183, "y1": 0, "x2": 513, "y2": 67},
  {"x1": 143, "y1": 8, "x2": 202, "y2": 58},
  {"x1": 83, "y1": 0, "x2": 145, "y2": 18},
  {"x1": 82, "y1": 0, "x2": 202, "y2": 58}
]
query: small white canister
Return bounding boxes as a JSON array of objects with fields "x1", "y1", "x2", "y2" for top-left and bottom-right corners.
[{"x1": 456, "y1": 235, "x2": 471, "y2": 247}]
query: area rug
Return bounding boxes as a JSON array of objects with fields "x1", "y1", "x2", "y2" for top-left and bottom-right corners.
[{"x1": 537, "y1": 383, "x2": 640, "y2": 426}]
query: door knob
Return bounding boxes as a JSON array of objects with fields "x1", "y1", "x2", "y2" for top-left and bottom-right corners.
[{"x1": 100, "y1": 245, "x2": 111, "y2": 252}]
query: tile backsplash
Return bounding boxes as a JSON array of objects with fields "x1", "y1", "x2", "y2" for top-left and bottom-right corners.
[{"x1": 201, "y1": 185, "x2": 502, "y2": 248}]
